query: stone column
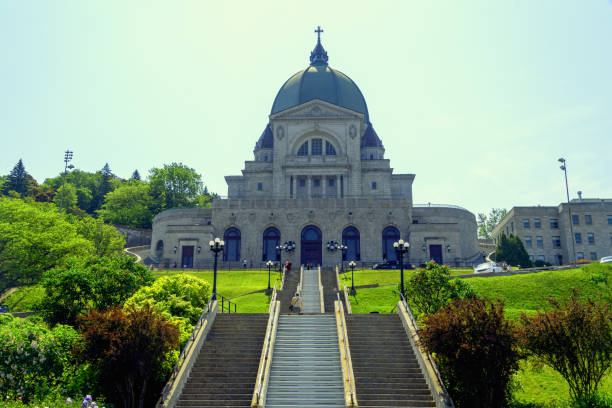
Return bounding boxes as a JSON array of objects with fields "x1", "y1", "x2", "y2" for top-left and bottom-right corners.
[
  {"x1": 307, "y1": 176, "x2": 312, "y2": 199},
  {"x1": 336, "y1": 175, "x2": 340, "y2": 197},
  {"x1": 322, "y1": 175, "x2": 327, "y2": 198},
  {"x1": 292, "y1": 176, "x2": 297, "y2": 199}
]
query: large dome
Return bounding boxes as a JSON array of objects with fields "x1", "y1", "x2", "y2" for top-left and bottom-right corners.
[{"x1": 270, "y1": 35, "x2": 370, "y2": 123}]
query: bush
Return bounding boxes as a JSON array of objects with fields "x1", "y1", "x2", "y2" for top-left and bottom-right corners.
[
  {"x1": 403, "y1": 261, "x2": 476, "y2": 319},
  {"x1": 420, "y1": 298, "x2": 521, "y2": 408},
  {"x1": 534, "y1": 260, "x2": 553, "y2": 267},
  {"x1": 79, "y1": 305, "x2": 179, "y2": 408},
  {"x1": 519, "y1": 291, "x2": 612, "y2": 402}
]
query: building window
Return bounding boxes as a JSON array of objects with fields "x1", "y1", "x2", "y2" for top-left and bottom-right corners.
[
  {"x1": 529, "y1": 255, "x2": 534, "y2": 262},
  {"x1": 555, "y1": 254, "x2": 563, "y2": 265},
  {"x1": 577, "y1": 252, "x2": 584, "y2": 261},
  {"x1": 370, "y1": 154, "x2": 374, "y2": 160},
  {"x1": 534, "y1": 218, "x2": 541, "y2": 228},
  {"x1": 590, "y1": 252, "x2": 598, "y2": 261},
  {"x1": 223, "y1": 227, "x2": 241, "y2": 262},
  {"x1": 372, "y1": 182, "x2": 377, "y2": 190},
  {"x1": 342, "y1": 226, "x2": 361, "y2": 261},
  {"x1": 297, "y1": 141, "x2": 308, "y2": 156},
  {"x1": 264, "y1": 155, "x2": 268, "y2": 161},
  {"x1": 575, "y1": 233, "x2": 582, "y2": 244},
  {"x1": 610, "y1": 232, "x2": 612, "y2": 245},
  {"x1": 572, "y1": 215, "x2": 579, "y2": 225},
  {"x1": 608, "y1": 215, "x2": 612, "y2": 225},
  {"x1": 329, "y1": 178, "x2": 334, "y2": 187},
  {"x1": 257, "y1": 183, "x2": 263, "y2": 191},
  {"x1": 585, "y1": 215, "x2": 592, "y2": 225},
  {"x1": 587, "y1": 233, "x2": 595, "y2": 244},
  {"x1": 537, "y1": 255, "x2": 545, "y2": 262},
  {"x1": 299, "y1": 179, "x2": 305, "y2": 187},
  {"x1": 523, "y1": 219, "x2": 530, "y2": 228},
  {"x1": 311, "y1": 138, "x2": 322, "y2": 155},
  {"x1": 382, "y1": 226, "x2": 400, "y2": 262},
  {"x1": 550, "y1": 218, "x2": 559, "y2": 229},
  {"x1": 552, "y1": 236, "x2": 561, "y2": 248},
  {"x1": 536, "y1": 236, "x2": 543, "y2": 248},
  {"x1": 313, "y1": 179, "x2": 320, "y2": 187},
  {"x1": 525, "y1": 236, "x2": 532, "y2": 248},
  {"x1": 262, "y1": 227, "x2": 280, "y2": 262},
  {"x1": 325, "y1": 141, "x2": 336, "y2": 155}
]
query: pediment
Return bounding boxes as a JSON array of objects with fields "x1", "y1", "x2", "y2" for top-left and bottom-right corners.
[{"x1": 270, "y1": 99, "x2": 364, "y2": 121}]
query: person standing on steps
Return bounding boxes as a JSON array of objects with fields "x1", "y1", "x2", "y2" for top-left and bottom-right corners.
[{"x1": 290, "y1": 293, "x2": 302, "y2": 314}]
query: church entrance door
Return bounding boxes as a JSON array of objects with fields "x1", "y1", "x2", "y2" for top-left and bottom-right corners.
[
  {"x1": 301, "y1": 225, "x2": 322, "y2": 267},
  {"x1": 182, "y1": 245, "x2": 194, "y2": 268},
  {"x1": 429, "y1": 245, "x2": 443, "y2": 265}
]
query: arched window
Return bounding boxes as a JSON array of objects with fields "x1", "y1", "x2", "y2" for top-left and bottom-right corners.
[
  {"x1": 155, "y1": 240, "x2": 164, "y2": 258},
  {"x1": 297, "y1": 141, "x2": 308, "y2": 156},
  {"x1": 223, "y1": 227, "x2": 241, "y2": 262},
  {"x1": 326, "y1": 141, "x2": 337, "y2": 155},
  {"x1": 262, "y1": 227, "x2": 280, "y2": 262},
  {"x1": 342, "y1": 227, "x2": 360, "y2": 261},
  {"x1": 311, "y1": 138, "x2": 322, "y2": 155},
  {"x1": 382, "y1": 226, "x2": 400, "y2": 262}
]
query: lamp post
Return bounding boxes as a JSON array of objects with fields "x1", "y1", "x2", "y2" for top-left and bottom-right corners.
[
  {"x1": 266, "y1": 260, "x2": 274, "y2": 293},
  {"x1": 348, "y1": 261, "x2": 356, "y2": 295},
  {"x1": 326, "y1": 240, "x2": 347, "y2": 271},
  {"x1": 393, "y1": 239, "x2": 410, "y2": 299},
  {"x1": 558, "y1": 158, "x2": 576, "y2": 266},
  {"x1": 276, "y1": 241, "x2": 296, "y2": 274},
  {"x1": 209, "y1": 237, "x2": 224, "y2": 300},
  {"x1": 59, "y1": 150, "x2": 74, "y2": 212}
]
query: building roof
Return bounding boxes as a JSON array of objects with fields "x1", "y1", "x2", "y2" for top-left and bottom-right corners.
[
  {"x1": 255, "y1": 124, "x2": 273, "y2": 150},
  {"x1": 361, "y1": 123, "x2": 383, "y2": 148},
  {"x1": 270, "y1": 34, "x2": 370, "y2": 123}
]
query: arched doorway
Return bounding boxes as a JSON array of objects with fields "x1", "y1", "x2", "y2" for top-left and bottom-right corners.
[
  {"x1": 301, "y1": 225, "x2": 322, "y2": 267},
  {"x1": 262, "y1": 227, "x2": 280, "y2": 262},
  {"x1": 223, "y1": 227, "x2": 241, "y2": 262},
  {"x1": 342, "y1": 226, "x2": 360, "y2": 261},
  {"x1": 382, "y1": 226, "x2": 400, "y2": 262}
]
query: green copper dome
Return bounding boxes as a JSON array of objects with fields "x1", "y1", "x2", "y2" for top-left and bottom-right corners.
[{"x1": 270, "y1": 32, "x2": 370, "y2": 123}]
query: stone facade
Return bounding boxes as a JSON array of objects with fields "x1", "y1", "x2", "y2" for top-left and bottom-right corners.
[{"x1": 492, "y1": 199, "x2": 612, "y2": 265}]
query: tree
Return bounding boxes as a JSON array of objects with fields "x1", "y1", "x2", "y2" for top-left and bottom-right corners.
[
  {"x1": 420, "y1": 298, "x2": 521, "y2": 408},
  {"x1": 72, "y1": 215, "x2": 125, "y2": 256},
  {"x1": 149, "y1": 163, "x2": 203, "y2": 210},
  {"x1": 39, "y1": 255, "x2": 154, "y2": 326},
  {"x1": 79, "y1": 306, "x2": 179, "y2": 408},
  {"x1": 52, "y1": 182, "x2": 78, "y2": 210},
  {"x1": 42, "y1": 169, "x2": 99, "y2": 214},
  {"x1": 494, "y1": 233, "x2": 531, "y2": 267},
  {"x1": 89, "y1": 163, "x2": 115, "y2": 214},
  {"x1": 403, "y1": 261, "x2": 476, "y2": 319},
  {"x1": 130, "y1": 170, "x2": 141, "y2": 181},
  {"x1": 1, "y1": 159, "x2": 36, "y2": 197},
  {"x1": 98, "y1": 182, "x2": 155, "y2": 228},
  {"x1": 477, "y1": 208, "x2": 508, "y2": 239},
  {"x1": 520, "y1": 292, "x2": 612, "y2": 402}
]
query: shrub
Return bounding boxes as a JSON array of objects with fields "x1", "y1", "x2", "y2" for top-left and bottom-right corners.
[
  {"x1": 519, "y1": 291, "x2": 612, "y2": 402},
  {"x1": 79, "y1": 305, "x2": 179, "y2": 408},
  {"x1": 404, "y1": 261, "x2": 476, "y2": 319},
  {"x1": 420, "y1": 298, "x2": 521, "y2": 408},
  {"x1": 534, "y1": 260, "x2": 552, "y2": 267}
]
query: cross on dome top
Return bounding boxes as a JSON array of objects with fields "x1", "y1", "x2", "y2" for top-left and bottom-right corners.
[{"x1": 310, "y1": 25, "x2": 329, "y2": 66}]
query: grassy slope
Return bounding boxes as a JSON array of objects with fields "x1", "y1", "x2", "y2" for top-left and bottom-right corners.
[
  {"x1": 338, "y1": 268, "x2": 473, "y2": 288},
  {"x1": 3, "y1": 285, "x2": 45, "y2": 312}
]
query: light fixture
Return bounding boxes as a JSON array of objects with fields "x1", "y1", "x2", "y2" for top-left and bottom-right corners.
[
  {"x1": 446, "y1": 245, "x2": 451, "y2": 252},
  {"x1": 173, "y1": 246, "x2": 177, "y2": 253},
  {"x1": 422, "y1": 244, "x2": 427, "y2": 252},
  {"x1": 197, "y1": 246, "x2": 201, "y2": 253}
]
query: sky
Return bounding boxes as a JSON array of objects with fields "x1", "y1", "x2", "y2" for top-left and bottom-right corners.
[{"x1": 1, "y1": 1, "x2": 611, "y2": 216}]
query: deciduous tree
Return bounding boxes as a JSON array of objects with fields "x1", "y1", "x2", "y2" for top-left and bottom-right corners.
[
  {"x1": 477, "y1": 208, "x2": 508, "y2": 239},
  {"x1": 98, "y1": 182, "x2": 154, "y2": 228},
  {"x1": 149, "y1": 163, "x2": 203, "y2": 210}
]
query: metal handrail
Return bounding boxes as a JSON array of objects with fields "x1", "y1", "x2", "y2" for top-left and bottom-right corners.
[
  {"x1": 219, "y1": 294, "x2": 237, "y2": 313},
  {"x1": 318, "y1": 266, "x2": 325, "y2": 313},
  {"x1": 400, "y1": 293, "x2": 454, "y2": 407},
  {"x1": 252, "y1": 284, "x2": 278, "y2": 407},
  {"x1": 156, "y1": 297, "x2": 215, "y2": 407},
  {"x1": 336, "y1": 292, "x2": 357, "y2": 407}
]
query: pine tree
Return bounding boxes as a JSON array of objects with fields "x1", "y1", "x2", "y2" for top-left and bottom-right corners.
[
  {"x1": 130, "y1": 170, "x2": 141, "y2": 181},
  {"x1": 494, "y1": 233, "x2": 532, "y2": 267},
  {"x1": 89, "y1": 163, "x2": 114, "y2": 213},
  {"x1": 2, "y1": 159, "x2": 33, "y2": 196}
]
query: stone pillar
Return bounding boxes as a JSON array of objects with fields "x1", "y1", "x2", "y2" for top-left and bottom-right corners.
[
  {"x1": 307, "y1": 176, "x2": 312, "y2": 199},
  {"x1": 292, "y1": 176, "x2": 297, "y2": 199},
  {"x1": 322, "y1": 175, "x2": 327, "y2": 198},
  {"x1": 336, "y1": 175, "x2": 340, "y2": 197}
]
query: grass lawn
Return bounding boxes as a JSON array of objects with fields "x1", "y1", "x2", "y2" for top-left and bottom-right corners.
[{"x1": 338, "y1": 268, "x2": 473, "y2": 288}]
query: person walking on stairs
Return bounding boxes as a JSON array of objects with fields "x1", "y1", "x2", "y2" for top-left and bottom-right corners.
[{"x1": 290, "y1": 292, "x2": 302, "y2": 314}]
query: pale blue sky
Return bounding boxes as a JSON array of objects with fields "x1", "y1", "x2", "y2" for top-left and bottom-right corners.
[{"x1": 1, "y1": 1, "x2": 611, "y2": 216}]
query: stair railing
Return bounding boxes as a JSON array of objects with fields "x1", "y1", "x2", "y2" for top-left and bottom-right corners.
[
  {"x1": 335, "y1": 293, "x2": 358, "y2": 407},
  {"x1": 219, "y1": 294, "x2": 236, "y2": 313},
  {"x1": 318, "y1": 265, "x2": 325, "y2": 313},
  {"x1": 252, "y1": 283, "x2": 280, "y2": 407},
  {"x1": 398, "y1": 294, "x2": 455, "y2": 408},
  {"x1": 297, "y1": 264, "x2": 303, "y2": 295},
  {"x1": 156, "y1": 297, "x2": 218, "y2": 408},
  {"x1": 342, "y1": 284, "x2": 352, "y2": 314}
]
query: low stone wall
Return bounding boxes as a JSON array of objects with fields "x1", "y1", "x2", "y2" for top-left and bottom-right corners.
[{"x1": 113, "y1": 225, "x2": 152, "y2": 247}]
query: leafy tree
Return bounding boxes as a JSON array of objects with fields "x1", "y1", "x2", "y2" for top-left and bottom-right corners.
[
  {"x1": 149, "y1": 163, "x2": 203, "y2": 210},
  {"x1": 88, "y1": 164, "x2": 115, "y2": 214},
  {"x1": 53, "y1": 182, "x2": 78, "y2": 211},
  {"x1": 125, "y1": 275, "x2": 211, "y2": 346},
  {"x1": 420, "y1": 298, "x2": 521, "y2": 408},
  {"x1": 0, "y1": 197, "x2": 93, "y2": 290},
  {"x1": 519, "y1": 292, "x2": 612, "y2": 402},
  {"x1": 494, "y1": 233, "x2": 531, "y2": 267},
  {"x1": 130, "y1": 170, "x2": 141, "y2": 181},
  {"x1": 477, "y1": 208, "x2": 508, "y2": 239},
  {"x1": 39, "y1": 255, "x2": 153, "y2": 326},
  {"x1": 403, "y1": 261, "x2": 476, "y2": 319},
  {"x1": 79, "y1": 305, "x2": 179, "y2": 408},
  {"x1": 98, "y1": 182, "x2": 155, "y2": 228},
  {"x1": 71, "y1": 215, "x2": 125, "y2": 257},
  {"x1": 42, "y1": 170, "x2": 99, "y2": 213},
  {"x1": 1, "y1": 159, "x2": 36, "y2": 197}
]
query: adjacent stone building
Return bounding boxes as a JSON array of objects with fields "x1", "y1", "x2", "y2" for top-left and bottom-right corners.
[
  {"x1": 492, "y1": 198, "x2": 612, "y2": 265},
  {"x1": 150, "y1": 31, "x2": 480, "y2": 269}
]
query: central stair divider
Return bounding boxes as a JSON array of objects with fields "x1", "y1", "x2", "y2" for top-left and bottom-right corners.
[
  {"x1": 335, "y1": 294, "x2": 358, "y2": 407},
  {"x1": 318, "y1": 266, "x2": 325, "y2": 313},
  {"x1": 252, "y1": 284, "x2": 280, "y2": 407}
]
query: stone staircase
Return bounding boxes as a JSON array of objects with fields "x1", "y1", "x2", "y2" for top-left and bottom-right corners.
[
  {"x1": 265, "y1": 314, "x2": 345, "y2": 407},
  {"x1": 175, "y1": 313, "x2": 268, "y2": 407},
  {"x1": 346, "y1": 314, "x2": 436, "y2": 407},
  {"x1": 301, "y1": 268, "x2": 321, "y2": 313}
]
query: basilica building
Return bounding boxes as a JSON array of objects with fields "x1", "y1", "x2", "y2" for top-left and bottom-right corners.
[{"x1": 150, "y1": 30, "x2": 479, "y2": 269}]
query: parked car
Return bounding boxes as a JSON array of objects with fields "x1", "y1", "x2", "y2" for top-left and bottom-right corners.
[
  {"x1": 474, "y1": 262, "x2": 503, "y2": 274},
  {"x1": 601, "y1": 256, "x2": 612, "y2": 264}
]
